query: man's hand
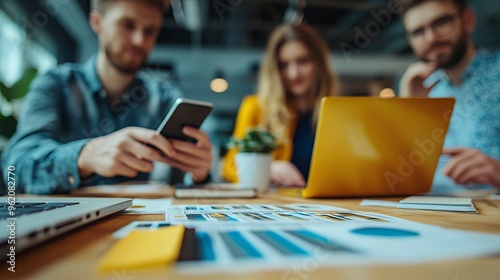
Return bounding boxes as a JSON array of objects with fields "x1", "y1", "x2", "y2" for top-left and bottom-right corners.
[
  {"x1": 160, "y1": 127, "x2": 213, "y2": 183},
  {"x1": 78, "y1": 127, "x2": 177, "y2": 178},
  {"x1": 399, "y1": 62, "x2": 437, "y2": 97},
  {"x1": 270, "y1": 160, "x2": 306, "y2": 187},
  {"x1": 442, "y1": 148, "x2": 500, "y2": 187}
]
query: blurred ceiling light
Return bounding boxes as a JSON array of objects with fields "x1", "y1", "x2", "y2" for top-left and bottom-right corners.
[
  {"x1": 210, "y1": 70, "x2": 228, "y2": 93},
  {"x1": 284, "y1": 0, "x2": 306, "y2": 24},
  {"x1": 379, "y1": 88, "x2": 396, "y2": 98},
  {"x1": 211, "y1": 79, "x2": 228, "y2": 93}
]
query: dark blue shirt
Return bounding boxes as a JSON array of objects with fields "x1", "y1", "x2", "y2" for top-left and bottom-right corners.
[
  {"x1": 1, "y1": 55, "x2": 184, "y2": 194},
  {"x1": 290, "y1": 111, "x2": 315, "y2": 181}
]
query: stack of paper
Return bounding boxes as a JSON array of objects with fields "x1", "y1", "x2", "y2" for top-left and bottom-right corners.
[{"x1": 361, "y1": 196, "x2": 477, "y2": 213}]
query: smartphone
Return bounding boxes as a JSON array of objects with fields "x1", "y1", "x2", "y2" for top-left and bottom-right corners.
[{"x1": 156, "y1": 98, "x2": 213, "y2": 142}]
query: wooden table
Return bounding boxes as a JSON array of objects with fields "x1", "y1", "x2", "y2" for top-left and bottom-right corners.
[{"x1": 1, "y1": 189, "x2": 500, "y2": 280}]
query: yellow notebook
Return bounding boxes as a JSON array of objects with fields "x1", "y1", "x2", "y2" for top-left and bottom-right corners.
[{"x1": 99, "y1": 225, "x2": 185, "y2": 272}]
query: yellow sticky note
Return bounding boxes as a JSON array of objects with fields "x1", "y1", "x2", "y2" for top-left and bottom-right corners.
[{"x1": 99, "y1": 225, "x2": 185, "y2": 272}]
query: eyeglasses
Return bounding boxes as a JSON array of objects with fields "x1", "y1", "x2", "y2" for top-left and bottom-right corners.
[{"x1": 407, "y1": 13, "x2": 462, "y2": 41}]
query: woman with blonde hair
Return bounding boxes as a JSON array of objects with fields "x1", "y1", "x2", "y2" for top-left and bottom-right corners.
[{"x1": 222, "y1": 23, "x2": 340, "y2": 186}]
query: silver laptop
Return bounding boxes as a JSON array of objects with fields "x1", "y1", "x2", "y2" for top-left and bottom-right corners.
[{"x1": 0, "y1": 197, "x2": 132, "y2": 255}]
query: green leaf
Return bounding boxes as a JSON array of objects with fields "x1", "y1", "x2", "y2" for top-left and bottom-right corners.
[
  {"x1": 0, "y1": 113, "x2": 18, "y2": 138},
  {"x1": 0, "y1": 68, "x2": 38, "y2": 101},
  {"x1": 0, "y1": 81, "x2": 7, "y2": 98},
  {"x1": 226, "y1": 127, "x2": 278, "y2": 153}
]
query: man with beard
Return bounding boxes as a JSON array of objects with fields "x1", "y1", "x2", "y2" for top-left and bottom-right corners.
[
  {"x1": 1, "y1": 0, "x2": 213, "y2": 194},
  {"x1": 399, "y1": 0, "x2": 500, "y2": 193}
]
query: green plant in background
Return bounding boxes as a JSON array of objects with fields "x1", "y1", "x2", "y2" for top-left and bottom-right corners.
[
  {"x1": 227, "y1": 127, "x2": 278, "y2": 153},
  {"x1": 0, "y1": 68, "x2": 38, "y2": 140}
]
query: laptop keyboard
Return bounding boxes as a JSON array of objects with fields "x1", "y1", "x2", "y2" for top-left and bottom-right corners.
[{"x1": 0, "y1": 202, "x2": 80, "y2": 219}]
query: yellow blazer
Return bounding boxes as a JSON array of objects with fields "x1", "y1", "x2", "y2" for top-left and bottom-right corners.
[{"x1": 221, "y1": 95, "x2": 298, "y2": 182}]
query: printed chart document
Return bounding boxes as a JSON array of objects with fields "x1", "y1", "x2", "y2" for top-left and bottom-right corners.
[{"x1": 113, "y1": 203, "x2": 500, "y2": 274}]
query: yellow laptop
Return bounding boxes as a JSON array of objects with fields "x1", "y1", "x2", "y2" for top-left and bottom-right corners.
[{"x1": 289, "y1": 97, "x2": 455, "y2": 198}]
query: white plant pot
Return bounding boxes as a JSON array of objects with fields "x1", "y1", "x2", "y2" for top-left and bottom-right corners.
[{"x1": 235, "y1": 153, "x2": 272, "y2": 193}]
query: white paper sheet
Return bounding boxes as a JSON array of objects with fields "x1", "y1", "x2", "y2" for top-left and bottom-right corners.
[
  {"x1": 122, "y1": 198, "x2": 172, "y2": 215},
  {"x1": 113, "y1": 203, "x2": 500, "y2": 273},
  {"x1": 359, "y1": 199, "x2": 399, "y2": 207},
  {"x1": 175, "y1": 221, "x2": 500, "y2": 274}
]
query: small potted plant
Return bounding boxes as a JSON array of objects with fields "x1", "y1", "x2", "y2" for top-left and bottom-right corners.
[{"x1": 227, "y1": 127, "x2": 278, "y2": 192}]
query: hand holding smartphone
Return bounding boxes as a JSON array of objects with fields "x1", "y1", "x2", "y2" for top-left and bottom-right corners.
[{"x1": 156, "y1": 98, "x2": 213, "y2": 143}]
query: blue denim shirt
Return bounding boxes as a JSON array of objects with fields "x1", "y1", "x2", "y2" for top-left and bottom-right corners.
[
  {"x1": 425, "y1": 49, "x2": 500, "y2": 193},
  {"x1": 1, "y1": 55, "x2": 185, "y2": 194}
]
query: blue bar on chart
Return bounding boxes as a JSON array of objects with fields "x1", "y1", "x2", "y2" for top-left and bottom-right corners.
[
  {"x1": 253, "y1": 231, "x2": 309, "y2": 256},
  {"x1": 220, "y1": 231, "x2": 263, "y2": 259},
  {"x1": 286, "y1": 230, "x2": 357, "y2": 253}
]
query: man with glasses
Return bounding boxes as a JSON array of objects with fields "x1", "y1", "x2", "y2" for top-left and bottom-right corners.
[{"x1": 399, "y1": 0, "x2": 500, "y2": 193}]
